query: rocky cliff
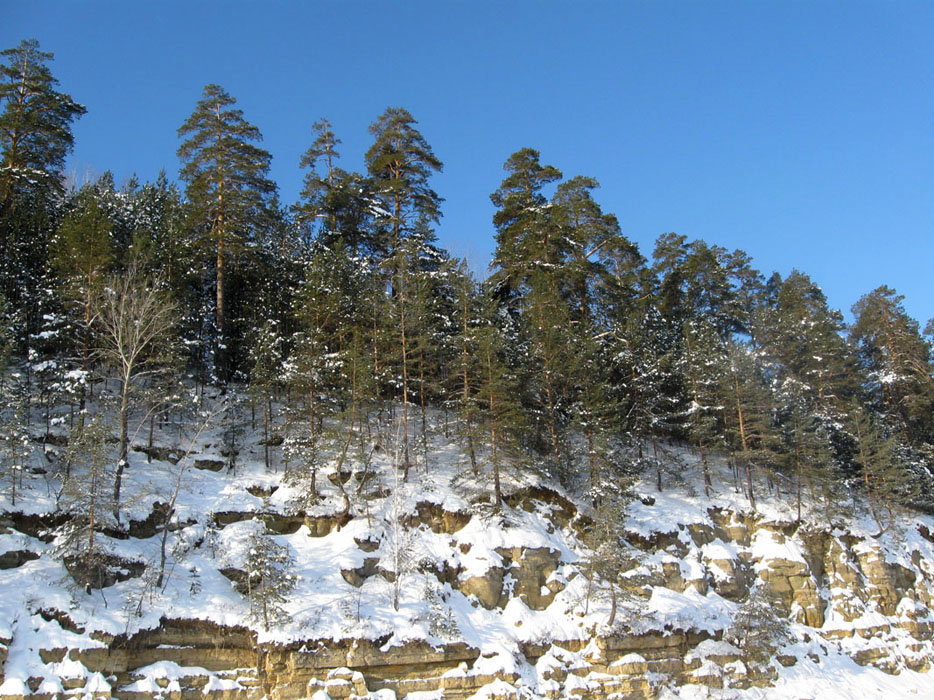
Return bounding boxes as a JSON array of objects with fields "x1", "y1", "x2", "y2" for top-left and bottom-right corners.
[{"x1": 2, "y1": 415, "x2": 934, "y2": 699}]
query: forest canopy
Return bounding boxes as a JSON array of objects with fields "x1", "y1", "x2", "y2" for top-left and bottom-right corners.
[{"x1": 2, "y1": 38, "x2": 934, "y2": 530}]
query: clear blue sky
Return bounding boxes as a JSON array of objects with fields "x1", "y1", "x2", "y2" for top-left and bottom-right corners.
[{"x1": 4, "y1": 1, "x2": 933, "y2": 325}]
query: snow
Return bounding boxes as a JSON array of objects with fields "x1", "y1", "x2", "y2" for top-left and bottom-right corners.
[{"x1": 2, "y1": 393, "x2": 934, "y2": 698}]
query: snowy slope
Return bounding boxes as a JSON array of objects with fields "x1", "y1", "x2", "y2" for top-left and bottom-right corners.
[{"x1": 2, "y1": 388, "x2": 934, "y2": 699}]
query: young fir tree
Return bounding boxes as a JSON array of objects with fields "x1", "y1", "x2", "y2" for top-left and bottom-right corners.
[
  {"x1": 679, "y1": 318, "x2": 727, "y2": 496},
  {"x1": 450, "y1": 262, "x2": 482, "y2": 475},
  {"x1": 51, "y1": 185, "x2": 116, "y2": 409},
  {"x1": 620, "y1": 306, "x2": 687, "y2": 491},
  {"x1": 58, "y1": 415, "x2": 113, "y2": 568},
  {"x1": 580, "y1": 472, "x2": 634, "y2": 628},
  {"x1": 725, "y1": 584, "x2": 792, "y2": 669},
  {"x1": 847, "y1": 404, "x2": 918, "y2": 537},
  {"x1": 244, "y1": 521, "x2": 297, "y2": 631},
  {"x1": 0, "y1": 367, "x2": 30, "y2": 506},
  {"x1": 774, "y1": 380, "x2": 837, "y2": 523},
  {"x1": 177, "y1": 84, "x2": 276, "y2": 377},
  {"x1": 473, "y1": 299, "x2": 526, "y2": 512},
  {"x1": 247, "y1": 320, "x2": 283, "y2": 473}
]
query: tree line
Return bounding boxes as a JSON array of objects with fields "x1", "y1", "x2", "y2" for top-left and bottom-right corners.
[{"x1": 2, "y1": 38, "x2": 934, "y2": 538}]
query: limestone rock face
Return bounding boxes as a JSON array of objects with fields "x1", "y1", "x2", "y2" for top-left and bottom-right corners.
[
  {"x1": 7, "y1": 498, "x2": 934, "y2": 700},
  {"x1": 496, "y1": 546, "x2": 562, "y2": 610},
  {"x1": 454, "y1": 546, "x2": 562, "y2": 611},
  {"x1": 404, "y1": 502, "x2": 471, "y2": 534},
  {"x1": 458, "y1": 566, "x2": 506, "y2": 609}
]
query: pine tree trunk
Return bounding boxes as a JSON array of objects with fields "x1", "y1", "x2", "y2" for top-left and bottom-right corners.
[
  {"x1": 400, "y1": 283, "x2": 411, "y2": 479},
  {"x1": 487, "y1": 351, "x2": 502, "y2": 513},
  {"x1": 732, "y1": 371, "x2": 756, "y2": 510},
  {"x1": 216, "y1": 218, "x2": 225, "y2": 373},
  {"x1": 263, "y1": 396, "x2": 270, "y2": 472},
  {"x1": 461, "y1": 299, "x2": 478, "y2": 475}
]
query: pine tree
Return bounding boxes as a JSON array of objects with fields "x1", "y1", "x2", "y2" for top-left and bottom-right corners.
[
  {"x1": 177, "y1": 84, "x2": 276, "y2": 376},
  {"x1": 652, "y1": 235, "x2": 742, "y2": 339},
  {"x1": 551, "y1": 175, "x2": 621, "y2": 324},
  {"x1": 297, "y1": 117, "x2": 341, "y2": 238},
  {"x1": 0, "y1": 39, "x2": 86, "y2": 199},
  {"x1": 365, "y1": 107, "x2": 443, "y2": 261},
  {"x1": 489, "y1": 148, "x2": 562, "y2": 298},
  {"x1": 851, "y1": 286, "x2": 934, "y2": 446},
  {"x1": 0, "y1": 39, "x2": 85, "y2": 344},
  {"x1": 848, "y1": 405, "x2": 918, "y2": 536}
]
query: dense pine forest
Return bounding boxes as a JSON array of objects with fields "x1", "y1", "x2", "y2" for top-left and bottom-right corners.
[{"x1": 3, "y1": 36, "x2": 934, "y2": 540}]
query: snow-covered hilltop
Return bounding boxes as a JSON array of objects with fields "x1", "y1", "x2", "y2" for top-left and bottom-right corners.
[{"x1": 2, "y1": 389, "x2": 934, "y2": 700}]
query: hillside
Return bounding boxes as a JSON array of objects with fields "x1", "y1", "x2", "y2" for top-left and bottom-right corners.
[{"x1": 2, "y1": 388, "x2": 934, "y2": 700}]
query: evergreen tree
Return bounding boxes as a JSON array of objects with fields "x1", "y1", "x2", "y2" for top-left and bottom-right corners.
[
  {"x1": 722, "y1": 339, "x2": 779, "y2": 511},
  {"x1": 619, "y1": 305, "x2": 687, "y2": 490},
  {"x1": 0, "y1": 39, "x2": 85, "y2": 343},
  {"x1": 652, "y1": 234, "x2": 742, "y2": 339},
  {"x1": 581, "y1": 474, "x2": 634, "y2": 627},
  {"x1": 365, "y1": 107, "x2": 443, "y2": 261},
  {"x1": 177, "y1": 84, "x2": 276, "y2": 376},
  {"x1": 0, "y1": 39, "x2": 86, "y2": 200},
  {"x1": 297, "y1": 117, "x2": 341, "y2": 238},
  {"x1": 679, "y1": 318, "x2": 727, "y2": 496},
  {"x1": 473, "y1": 299, "x2": 526, "y2": 511},
  {"x1": 847, "y1": 404, "x2": 918, "y2": 536},
  {"x1": 758, "y1": 271, "x2": 856, "y2": 409},
  {"x1": 247, "y1": 320, "x2": 283, "y2": 472},
  {"x1": 851, "y1": 286, "x2": 934, "y2": 446},
  {"x1": 58, "y1": 415, "x2": 114, "y2": 565},
  {"x1": 244, "y1": 521, "x2": 297, "y2": 631},
  {"x1": 725, "y1": 584, "x2": 792, "y2": 668},
  {"x1": 489, "y1": 148, "x2": 561, "y2": 298},
  {"x1": 552, "y1": 176, "x2": 617, "y2": 318},
  {"x1": 451, "y1": 262, "x2": 483, "y2": 475},
  {"x1": 50, "y1": 183, "x2": 117, "y2": 408},
  {"x1": 0, "y1": 367, "x2": 30, "y2": 506}
]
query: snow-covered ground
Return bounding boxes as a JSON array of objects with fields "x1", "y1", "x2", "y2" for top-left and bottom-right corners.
[{"x1": 2, "y1": 389, "x2": 934, "y2": 699}]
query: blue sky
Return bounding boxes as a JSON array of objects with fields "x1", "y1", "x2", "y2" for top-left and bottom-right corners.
[{"x1": 4, "y1": 1, "x2": 934, "y2": 325}]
